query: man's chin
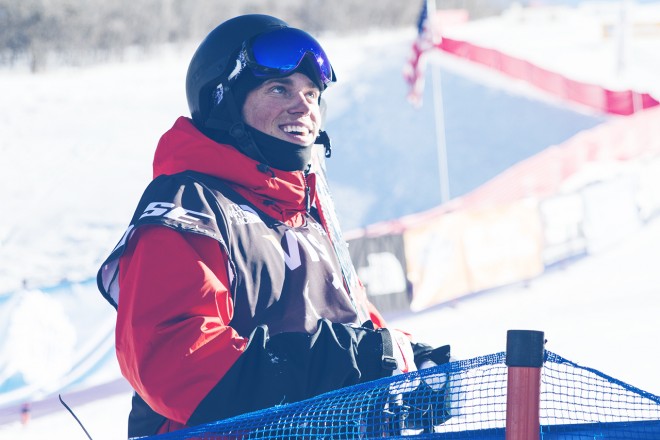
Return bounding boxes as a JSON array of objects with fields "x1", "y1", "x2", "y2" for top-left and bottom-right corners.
[{"x1": 281, "y1": 136, "x2": 314, "y2": 147}]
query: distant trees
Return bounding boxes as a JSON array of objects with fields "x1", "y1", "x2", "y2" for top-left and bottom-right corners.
[{"x1": 0, "y1": 0, "x2": 509, "y2": 72}]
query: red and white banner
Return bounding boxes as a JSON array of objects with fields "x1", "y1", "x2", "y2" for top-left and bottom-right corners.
[{"x1": 436, "y1": 36, "x2": 659, "y2": 115}]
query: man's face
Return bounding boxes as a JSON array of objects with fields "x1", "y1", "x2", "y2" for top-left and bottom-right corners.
[{"x1": 242, "y1": 72, "x2": 322, "y2": 146}]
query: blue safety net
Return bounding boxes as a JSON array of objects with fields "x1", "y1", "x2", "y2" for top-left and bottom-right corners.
[{"x1": 141, "y1": 351, "x2": 660, "y2": 439}]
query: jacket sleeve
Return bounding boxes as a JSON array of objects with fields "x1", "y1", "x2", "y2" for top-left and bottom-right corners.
[{"x1": 117, "y1": 225, "x2": 247, "y2": 424}]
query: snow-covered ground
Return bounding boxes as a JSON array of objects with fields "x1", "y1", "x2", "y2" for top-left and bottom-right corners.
[
  {"x1": 1, "y1": 2, "x2": 660, "y2": 438},
  {"x1": 2, "y1": 212, "x2": 660, "y2": 439}
]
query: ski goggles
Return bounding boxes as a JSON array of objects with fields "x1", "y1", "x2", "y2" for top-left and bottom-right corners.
[{"x1": 242, "y1": 27, "x2": 336, "y2": 88}]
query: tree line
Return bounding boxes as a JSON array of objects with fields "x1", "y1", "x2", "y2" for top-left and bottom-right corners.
[{"x1": 0, "y1": 0, "x2": 509, "y2": 72}]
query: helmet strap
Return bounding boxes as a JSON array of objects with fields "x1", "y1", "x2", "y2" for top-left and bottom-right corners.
[
  {"x1": 204, "y1": 86, "x2": 270, "y2": 165},
  {"x1": 316, "y1": 130, "x2": 332, "y2": 158}
]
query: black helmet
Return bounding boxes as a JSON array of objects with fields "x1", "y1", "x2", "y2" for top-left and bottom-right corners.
[
  {"x1": 186, "y1": 14, "x2": 336, "y2": 163},
  {"x1": 186, "y1": 14, "x2": 336, "y2": 127},
  {"x1": 186, "y1": 14, "x2": 289, "y2": 126}
]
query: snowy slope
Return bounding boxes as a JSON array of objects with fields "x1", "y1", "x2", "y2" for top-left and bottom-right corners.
[{"x1": 322, "y1": 29, "x2": 606, "y2": 230}]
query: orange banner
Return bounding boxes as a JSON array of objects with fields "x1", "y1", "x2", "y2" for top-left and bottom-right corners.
[
  {"x1": 403, "y1": 211, "x2": 471, "y2": 311},
  {"x1": 461, "y1": 200, "x2": 545, "y2": 293}
]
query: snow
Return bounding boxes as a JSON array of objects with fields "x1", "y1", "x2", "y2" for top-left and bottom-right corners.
[{"x1": 1, "y1": 2, "x2": 660, "y2": 438}]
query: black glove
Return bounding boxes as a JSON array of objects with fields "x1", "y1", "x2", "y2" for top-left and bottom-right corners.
[
  {"x1": 396, "y1": 343, "x2": 453, "y2": 433},
  {"x1": 412, "y1": 342, "x2": 451, "y2": 369},
  {"x1": 398, "y1": 376, "x2": 452, "y2": 432}
]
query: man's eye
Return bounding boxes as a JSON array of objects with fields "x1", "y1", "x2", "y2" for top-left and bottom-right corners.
[{"x1": 269, "y1": 85, "x2": 286, "y2": 94}]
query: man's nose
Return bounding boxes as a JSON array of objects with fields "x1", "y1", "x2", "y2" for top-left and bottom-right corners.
[{"x1": 289, "y1": 92, "x2": 313, "y2": 114}]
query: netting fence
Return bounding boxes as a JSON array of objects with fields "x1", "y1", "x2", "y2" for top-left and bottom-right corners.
[{"x1": 142, "y1": 350, "x2": 660, "y2": 439}]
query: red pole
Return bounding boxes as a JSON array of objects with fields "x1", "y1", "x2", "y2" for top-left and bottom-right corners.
[{"x1": 505, "y1": 330, "x2": 545, "y2": 440}]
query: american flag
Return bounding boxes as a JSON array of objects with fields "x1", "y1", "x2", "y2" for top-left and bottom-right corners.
[{"x1": 403, "y1": 1, "x2": 436, "y2": 107}]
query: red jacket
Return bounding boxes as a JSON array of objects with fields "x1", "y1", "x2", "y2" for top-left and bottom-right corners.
[{"x1": 114, "y1": 117, "x2": 387, "y2": 433}]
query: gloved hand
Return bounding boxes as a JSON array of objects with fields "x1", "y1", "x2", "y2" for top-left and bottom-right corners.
[
  {"x1": 413, "y1": 343, "x2": 451, "y2": 369},
  {"x1": 386, "y1": 343, "x2": 453, "y2": 434},
  {"x1": 361, "y1": 339, "x2": 453, "y2": 437},
  {"x1": 412, "y1": 343, "x2": 451, "y2": 391},
  {"x1": 404, "y1": 344, "x2": 453, "y2": 431}
]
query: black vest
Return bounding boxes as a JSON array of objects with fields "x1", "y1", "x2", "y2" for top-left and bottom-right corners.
[{"x1": 97, "y1": 171, "x2": 361, "y2": 337}]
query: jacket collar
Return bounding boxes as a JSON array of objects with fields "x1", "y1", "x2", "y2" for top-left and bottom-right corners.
[{"x1": 153, "y1": 117, "x2": 315, "y2": 223}]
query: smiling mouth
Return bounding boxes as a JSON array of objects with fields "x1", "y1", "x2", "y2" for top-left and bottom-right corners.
[{"x1": 281, "y1": 125, "x2": 310, "y2": 136}]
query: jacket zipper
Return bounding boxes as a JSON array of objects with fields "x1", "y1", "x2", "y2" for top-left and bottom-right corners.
[{"x1": 303, "y1": 170, "x2": 311, "y2": 214}]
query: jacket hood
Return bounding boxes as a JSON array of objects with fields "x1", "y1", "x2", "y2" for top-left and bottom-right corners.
[{"x1": 153, "y1": 117, "x2": 316, "y2": 223}]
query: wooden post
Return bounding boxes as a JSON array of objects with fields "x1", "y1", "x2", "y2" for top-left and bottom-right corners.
[{"x1": 505, "y1": 330, "x2": 545, "y2": 440}]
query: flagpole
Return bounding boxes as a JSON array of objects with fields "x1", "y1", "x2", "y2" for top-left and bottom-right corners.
[{"x1": 426, "y1": 0, "x2": 451, "y2": 204}]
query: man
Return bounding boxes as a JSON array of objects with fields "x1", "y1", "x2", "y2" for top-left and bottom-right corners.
[{"x1": 97, "y1": 14, "x2": 450, "y2": 437}]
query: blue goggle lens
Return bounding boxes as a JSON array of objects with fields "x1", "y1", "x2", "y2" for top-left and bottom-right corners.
[{"x1": 246, "y1": 28, "x2": 335, "y2": 87}]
